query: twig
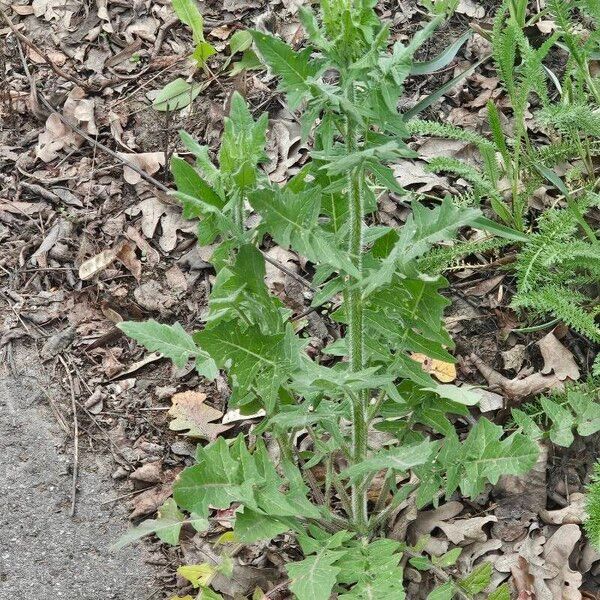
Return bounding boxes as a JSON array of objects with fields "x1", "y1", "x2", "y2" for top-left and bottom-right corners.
[
  {"x1": 11, "y1": 33, "x2": 318, "y2": 295},
  {"x1": 58, "y1": 354, "x2": 79, "y2": 517},
  {"x1": 0, "y1": 7, "x2": 89, "y2": 90},
  {"x1": 264, "y1": 580, "x2": 290, "y2": 598}
]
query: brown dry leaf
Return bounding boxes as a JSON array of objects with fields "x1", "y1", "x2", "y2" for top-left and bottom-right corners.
[
  {"x1": 464, "y1": 274, "x2": 505, "y2": 297},
  {"x1": 411, "y1": 353, "x2": 456, "y2": 382},
  {"x1": 538, "y1": 332, "x2": 580, "y2": 381},
  {"x1": 119, "y1": 152, "x2": 165, "y2": 185},
  {"x1": 36, "y1": 113, "x2": 80, "y2": 163},
  {"x1": 457, "y1": 0, "x2": 485, "y2": 18},
  {"x1": 511, "y1": 556, "x2": 536, "y2": 599},
  {"x1": 130, "y1": 462, "x2": 163, "y2": 485},
  {"x1": 129, "y1": 484, "x2": 172, "y2": 519},
  {"x1": 470, "y1": 353, "x2": 565, "y2": 400},
  {"x1": 541, "y1": 524, "x2": 583, "y2": 599},
  {"x1": 125, "y1": 226, "x2": 160, "y2": 266},
  {"x1": 501, "y1": 344, "x2": 527, "y2": 372},
  {"x1": 266, "y1": 118, "x2": 304, "y2": 183},
  {"x1": 168, "y1": 391, "x2": 232, "y2": 441},
  {"x1": 392, "y1": 161, "x2": 452, "y2": 194},
  {"x1": 436, "y1": 515, "x2": 498, "y2": 545},
  {"x1": 540, "y1": 493, "x2": 586, "y2": 525},
  {"x1": 63, "y1": 86, "x2": 97, "y2": 135},
  {"x1": 79, "y1": 249, "x2": 117, "y2": 280},
  {"x1": 115, "y1": 241, "x2": 142, "y2": 281}
]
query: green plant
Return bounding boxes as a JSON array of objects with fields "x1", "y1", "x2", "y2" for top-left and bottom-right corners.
[
  {"x1": 511, "y1": 378, "x2": 600, "y2": 446},
  {"x1": 153, "y1": 0, "x2": 216, "y2": 112},
  {"x1": 585, "y1": 461, "x2": 600, "y2": 549},
  {"x1": 116, "y1": 2, "x2": 538, "y2": 597},
  {"x1": 511, "y1": 194, "x2": 600, "y2": 355}
]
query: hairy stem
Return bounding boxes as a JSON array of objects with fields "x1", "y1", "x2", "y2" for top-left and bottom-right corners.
[{"x1": 344, "y1": 90, "x2": 368, "y2": 533}]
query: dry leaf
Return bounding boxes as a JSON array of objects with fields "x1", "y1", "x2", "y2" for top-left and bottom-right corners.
[
  {"x1": 78, "y1": 249, "x2": 117, "y2": 280},
  {"x1": 36, "y1": 113, "x2": 80, "y2": 163},
  {"x1": 538, "y1": 332, "x2": 580, "y2": 381},
  {"x1": 116, "y1": 241, "x2": 142, "y2": 281},
  {"x1": 457, "y1": 0, "x2": 485, "y2": 18},
  {"x1": 541, "y1": 524, "x2": 582, "y2": 599},
  {"x1": 411, "y1": 353, "x2": 456, "y2": 382},
  {"x1": 63, "y1": 86, "x2": 97, "y2": 135},
  {"x1": 129, "y1": 484, "x2": 172, "y2": 519},
  {"x1": 168, "y1": 391, "x2": 232, "y2": 441},
  {"x1": 130, "y1": 462, "x2": 163, "y2": 484},
  {"x1": 471, "y1": 353, "x2": 565, "y2": 400},
  {"x1": 119, "y1": 152, "x2": 165, "y2": 185},
  {"x1": 540, "y1": 493, "x2": 586, "y2": 525}
]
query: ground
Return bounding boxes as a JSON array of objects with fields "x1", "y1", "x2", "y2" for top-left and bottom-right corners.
[{"x1": 0, "y1": 348, "x2": 154, "y2": 599}]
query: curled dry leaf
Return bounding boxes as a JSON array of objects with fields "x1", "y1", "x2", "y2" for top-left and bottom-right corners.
[
  {"x1": 78, "y1": 249, "x2": 117, "y2": 281},
  {"x1": 115, "y1": 241, "x2": 142, "y2": 281},
  {"x1": 538, "y1": 332, "x2": 580, "y2": 381},
  {"x1": 541, "y1": 524, "x2": 583, "y2": 599},
  {"x1": 63, "y1": 86, "x2": 97, "y2": 135},
  {"x1": 168, "y1": 391, "x2": 232, "y2": 441},
  {"x1": 129, "y1": 461, "x2": 163, "y2": 485},
  {"x1": 36, "y1": 113, "x2": 80, "y2": 163}
]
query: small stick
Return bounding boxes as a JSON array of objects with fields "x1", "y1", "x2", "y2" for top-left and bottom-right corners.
[
  {"x1": 58, "y1": 355, "x2": 79, "y2": 517},
  {"x1": 0, "y1": 7, "x2": 90, "y2": 90},
  {"x1": 12, "y1": 36, "x2": 316, "y2": 294}
]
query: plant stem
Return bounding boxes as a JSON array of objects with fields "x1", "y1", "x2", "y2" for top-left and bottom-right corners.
[{"x1": 344, "y1": 88, "x2": 368, "y2": 534}]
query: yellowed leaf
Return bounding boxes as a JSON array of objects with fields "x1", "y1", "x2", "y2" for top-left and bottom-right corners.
[
  {"x1": 411, "y1": 353, "x2": 456, "y2": 383},
  {"x1": 177, "y1": 564, "x2": 215, "y2": 588}
]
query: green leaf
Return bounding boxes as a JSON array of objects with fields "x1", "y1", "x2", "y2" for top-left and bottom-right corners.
[
  {"x1": 194, "y1": 323, "x2": 290, "y2": 412},
  {"x1": 426, "y1": 581, "x2": 455, "y2": 600},
  {"x1": 171, "y1": 156, "x2": 224, "y2": 213},
  {"x1": 193, "y1": 41, "x2": 217, "y2": 66},
  {"x1": 250, "y1": 186, "x2": 359, "y2": 278},
  {"x1": 286, "y1": 532, "x2": 352, "y2": 600},
  {"x1": 337, "y1": 539, "x2": 405, "y2": 599},
  {"x1": 488, "y1": 583, "x2": 511, "y2": 600},
  {"x1": 250, "y1": 30, "x2": 323, "y2": 109},
  {"x1": 432, "y1": 547, "x2": 462, "y2": 568},
  {"x1": 172, "y1": 0, "x2": 205, "y2": 44},
  {"x1": 111, "y1": 498, "x2": 185, "y2": 550},
  {"x1": 118, "y1": 320, "x2": 199, "y2": 368},
  {"x1": 472, "y1": 216, "x2": 529, "y2": 242},
  {"x1": 458, "y1": 562, "x2": 492, "y2": 594},
  {"x1": 410, "y1": 30, "x2": 472, "y2": 75},
  {"x1": 362, "y1": 199, "x2": 480, "y2": 296},
  {"x1": 455, "y1": 418, "x2": 539, "y2": 498},
  {"x1": 541, "y1": 396, "x2": 575, "y2": 446},
  {"x1": 342, "y1": 440, "x2": 434, "y2": 480},
  {"x1": 153, "y1": 78, "x2": 202, "y2": 111},
  {"x1": 173, "y1": 437, "x2": 256, "y2": 518},
  {"x1": 230, "y1": 30, "x2": 253, "y2": 55},
  {"x1": 234, "y1": 508, "x2": 291, "y2": 543}
]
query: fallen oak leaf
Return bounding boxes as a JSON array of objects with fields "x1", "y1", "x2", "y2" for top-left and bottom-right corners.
[
  {"x1": 538, "y1": 332, "x2": 580, "y2": 381},
  {"x1": 168, "y1": 391, "x2": 231, "y2": 441},
  {"x1": 119, "y1": 152, "x2": 165, "y2": 185},
  {"x1": 470, "y1": 353, "x2": 565, "y2": 400}
]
